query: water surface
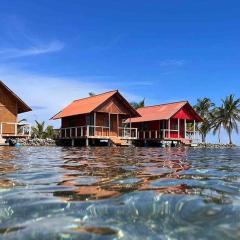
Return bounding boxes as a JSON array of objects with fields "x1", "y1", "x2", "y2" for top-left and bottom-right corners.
[{"x1": 0, "y1": 146, "x2": 240, "y2": 239}]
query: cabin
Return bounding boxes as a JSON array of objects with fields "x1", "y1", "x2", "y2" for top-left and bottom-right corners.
[
  {"x1": 51, "y1": 90, "x2": 140, "y2": 146},
  {"x1": 0, "y1": 81, "x2": 32, "y2": 139},
  {"x1": 128, "y1": 101, "x2": 202, "y2": 145}
]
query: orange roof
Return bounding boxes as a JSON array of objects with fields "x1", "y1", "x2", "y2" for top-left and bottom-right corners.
[
  {"x1": 128, "y1": 101, "x2": 201, "y2": 123},
  {"x1": 0, "y1": 80, "x2": 32, "y2": 114},
  {"x1": 51, "y1": 90, "x2": 140, "y2": 119}
]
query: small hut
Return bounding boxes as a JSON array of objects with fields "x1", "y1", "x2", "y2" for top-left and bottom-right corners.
[
  {"x1": 0, "y1": 81, "x2": 32, "y2": 138},
  {"x1": 128, "y1": 101, "x2": 202, "y2": 145},
  {"x1": 51, "y1": 90, "x2": 140, "y2": 146}
]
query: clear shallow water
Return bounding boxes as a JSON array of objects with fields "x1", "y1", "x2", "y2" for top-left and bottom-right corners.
[{"x1": 0, "y1": 146, "x2": 240, "y2": 240}]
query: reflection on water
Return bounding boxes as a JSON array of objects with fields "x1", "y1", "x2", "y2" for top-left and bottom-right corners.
[{"x1": 0, "y1": 146, "x2": 240, "y2": 239}]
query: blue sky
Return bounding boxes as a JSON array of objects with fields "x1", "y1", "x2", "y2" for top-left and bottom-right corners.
[{"x1": 0, "y1": 0, "x2": 239, "y2": 143}]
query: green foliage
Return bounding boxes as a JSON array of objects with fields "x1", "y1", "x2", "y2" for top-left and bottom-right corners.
[
  {"x1": 45, "y1": 125, "x2": 55, "y2": 139},
  {"x1": 194, "y1": 95, "x2": 240, "y2": 144},
  {"x1": 18, "y1": 118, "x2": 27, "y2": 123},
  {"x1": 194, "y1": 98, "x2": 215, "y2": 143},
  {"x1": 220, "y1": 94, "x2": 240, "y2": 144},
  {"x1": 31, "y1": 121, "x2": 55, "y2": 139},
  {"x1": 130, "y1": 98, "x2": 145, "y2": 109},
  {"x1": 88, "y1": 92, "x2": 96, "y2": 97},
  {"x1": 211, "y1": 106, "x2": 225, "y2": 143}
]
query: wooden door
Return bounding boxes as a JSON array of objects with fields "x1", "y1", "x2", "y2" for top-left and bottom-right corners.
[
  {"x1": 179, "y1": 119, "x2": 185, "y2": 138},
  {"x1": 110, "y1": 114, "x2": 118, "y2": 136}
]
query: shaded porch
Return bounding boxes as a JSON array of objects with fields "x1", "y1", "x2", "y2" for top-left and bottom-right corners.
[
  {"x1": 59, "y1": 112, "x2": 138, "y2": 140},
  {"x1": 137, "y1": 118, "x2": 198, "y2": 142}
]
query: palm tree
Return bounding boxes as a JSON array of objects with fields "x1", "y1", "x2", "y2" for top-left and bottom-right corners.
[
  {"x1": 32, "y1": 121, "x2": 56, "y2": 139},
  {"x1": 89, "y1": 92, "x2": 96, "y2": 97},
  {"x1": 221, "y1": 94, "x2": 240, "y2": 144},
  {"x1": 18, "y1": 118, "x2": 27, "y2": 123},
  {"x1": 130, "y1": 98, "x2": 145, "y2": 109},
  {"x1": 31, "y1": 121, "x2": 46, "y2": 139},
  {"x1": 194, "y1": 98, "x2": 215, "y2": 143},
  {"x1": 44, "y1": 125, "x2": 55, "y2": 139},
  {"x1": 211, "y1": 106, "x2": 225, "y2": 143}
]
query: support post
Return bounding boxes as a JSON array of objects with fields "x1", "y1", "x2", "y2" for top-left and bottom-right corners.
[
  {"x1": 71, "y1": 139, "x2": 75, "y2": 147},
  {"x1": 86, "y1": 126, "x2": 89, "y2": 137},
  {"x1": 94, "y1": 112, "x2": 96, "y2": 136},
  {"x1": 193, "y1": 120, "x2": 196, "y2": 140},
  {"x1": 168, "y1": 119, "x2": 171, "y2": 138},
  {"x1": 86, "y1": 138, "x2": 89, "y2": 147},
  {"x1": 15, "y1": 123, "x2": 17, "y2": 136},
  {"x1": 117, "y1": 114, "x2": 119, "y2": 137},
  {"x1": 178, "y1": 118, "x2": 180, "y2": 138},
  {"x1": 159, "y1": 120, "x2": 162, "y2": 138},
  {"x1": 130, "y1": 116, "x2": 132, "y2": 138},
  {"x1": 109, "y1": 113, "x2": 111, "y2": 136},
  {"x1": 184, "y1": 119, "x2": 187, "y2": 139}
]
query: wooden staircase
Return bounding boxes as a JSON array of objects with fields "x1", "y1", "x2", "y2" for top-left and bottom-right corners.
[
  {"x1": 180, "y1": 138, "x2": 191, "y2": 146},
  {"x1": 109, "y1": 136, "x2": 131, "y2": 146}
]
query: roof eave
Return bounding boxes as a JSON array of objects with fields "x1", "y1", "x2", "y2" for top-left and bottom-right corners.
[{"x1": 0, "y1": 80, "x2": 32, "y2": 114}]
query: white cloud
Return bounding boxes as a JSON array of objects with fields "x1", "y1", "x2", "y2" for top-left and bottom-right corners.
[
  {"x1": 0, "y1": 40, "x2": 64, "y2": 59},
  {"x1": 0, "y1": 66, "x2": 143, "y2": 128},
  {"x1": 159, "y1": 59, "x2": 185, "y2": 67}
]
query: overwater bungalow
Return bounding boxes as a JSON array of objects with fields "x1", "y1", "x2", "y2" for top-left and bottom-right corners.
[
  {"x1": 0, "y1": 81, "x2": 32, "y2": 142},
  {"x1": 128, "y1": 101, "x2": 202, "y2": 146},
  {"x1": 51, "y1": 90, "x2": 140, "y2": 146}
]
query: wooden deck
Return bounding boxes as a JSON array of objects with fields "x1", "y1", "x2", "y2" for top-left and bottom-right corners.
[{"x1": 0, "y1": 122, "x2": 31, "y2": 138}]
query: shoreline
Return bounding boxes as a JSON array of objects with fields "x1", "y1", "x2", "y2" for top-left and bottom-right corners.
[
  {"x1": 14, "y1": 138, "x2": 56, "y2": 146},
  {"x1": 196, "y1": 143, "x2": 237, "y2": 148},
  {"x1": 7, "y1": 138, "x2": 238, "y2": 148}
]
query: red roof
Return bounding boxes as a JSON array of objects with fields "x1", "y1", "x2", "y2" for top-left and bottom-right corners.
[
  {"x1": 0, "y1": 80, "x2": 32, "y2": 114},
  {"x1": 128, "y1": 101, "x2": 202, "y2": 123},
  {"x1": 51, "y1": 90, "x2": 140, "y2": 119}
]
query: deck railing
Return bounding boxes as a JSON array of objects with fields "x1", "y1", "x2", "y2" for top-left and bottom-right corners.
[
  {"x1": 0, "y1": 122, "x2": 31, "y2": 137},
  {"x1": 59, "y1": 125, "x2": 138, "y2": 139},
  {"x1": 118, "y1": 127, "x2": 138, "y2": 139},
  {"x1": 138, "y1": 129, "x2": 199, "y2": 141}
]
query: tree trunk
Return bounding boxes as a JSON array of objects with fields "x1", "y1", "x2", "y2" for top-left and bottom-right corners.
[
  {"x1": 218, "y1": 128, "x2": 221, "y2": 144},
  {"x1": 228, "y1": 129, "x2": 232, "y2": 145},
  {"x1": 202, "y1": 134, "x2": 206, "y2": 143}
]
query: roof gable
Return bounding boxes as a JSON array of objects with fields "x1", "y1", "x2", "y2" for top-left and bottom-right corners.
[
  {"x1": 173, "y1": 103, "x2": 203, "y2": 121},
  {"x1": 51, "y1": 90, "x2": 140, "y2": 119},
  {"x1": 128, "y1": 101, "x2": 202, "y2": 123},
  {"x1": 96, "y1": 96, "x2": 132, "y2": 114},
  {"x1": 0, "y1": 80, "x2": 32, "y2": 114},
  {"x1": 129, "y1": 101, "x2": 187, "y2": 123}
]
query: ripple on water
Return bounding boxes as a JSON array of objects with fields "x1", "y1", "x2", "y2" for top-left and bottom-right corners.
[{"x1": 0, "y1": 146, "x2": 240, "y2": 239}]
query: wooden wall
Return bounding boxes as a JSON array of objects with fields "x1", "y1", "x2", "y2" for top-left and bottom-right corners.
[
  {"x1": 0, "y1": 85, "x2": 18, "y2": 134},
  {"x1": 62, "y1": 114, "x2": 86, "y2": 128},
  {"x1": 96, "y1": 96, "x2": 130, "y2": 115}
]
